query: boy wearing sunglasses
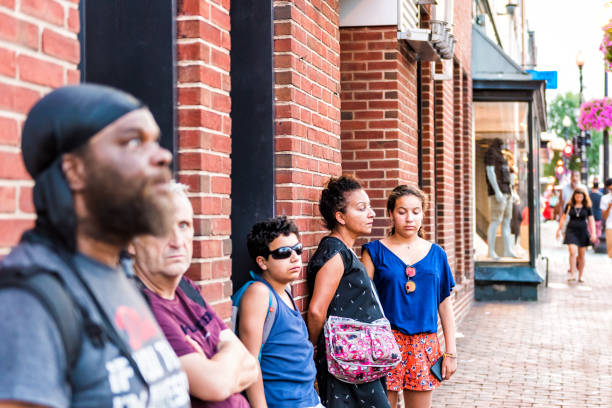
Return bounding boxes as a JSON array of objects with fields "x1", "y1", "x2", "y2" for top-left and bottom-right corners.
[{"x1": 239, "y1": 216, "x2": 323, "y2": 408}]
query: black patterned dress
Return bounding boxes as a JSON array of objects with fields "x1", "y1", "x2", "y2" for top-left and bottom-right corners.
[{"x1": 307, "y1": 236, "x2": 390, "y2": 408}]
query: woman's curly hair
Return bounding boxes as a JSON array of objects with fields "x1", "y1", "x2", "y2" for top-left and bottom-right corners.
[{"x1": 319, "y1": 175, "x2": 363, "y2": 231}]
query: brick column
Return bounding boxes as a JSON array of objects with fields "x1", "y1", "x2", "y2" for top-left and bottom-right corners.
[
  {"x1": 176, "y1": 0, "x2": 233, "y2": 319},
  {"x1": 339, "y1": 26, "x2": 419, "y2": 241},
  {"x1": 433, "y1": 69, "x2": 457, "y2": 272},
  {"x1": 273, "y1": 0, "x2": 341, "y2": 312},
  {"x1": 462, "y1": 72, "x2": 474, "y2": 280},
  {"x1": 453, "y1": 60, "x2": 465, "y2": 283},
  {"x1": 0, "y1": 0, "x2": 80, "y2": 256}
]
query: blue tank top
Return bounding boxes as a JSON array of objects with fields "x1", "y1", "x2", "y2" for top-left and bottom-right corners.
[
  {"x1": 255, "y1": 277, "x2": 319, "y2": 408},
  {"x1": 362, "y1": 241, "x2": 455, "y2": 335}
]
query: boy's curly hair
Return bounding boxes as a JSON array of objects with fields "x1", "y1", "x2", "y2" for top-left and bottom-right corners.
[
  {"x1": 319, "y1": 175, "x2": 363, "y2": 230},
  {"x1": 247, "y1": 216, "x2": 300, "y2": 260}
]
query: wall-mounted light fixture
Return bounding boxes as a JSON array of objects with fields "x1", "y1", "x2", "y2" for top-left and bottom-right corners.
[{"x1": 497, "y1": 1, "x2": 518, "y2": 16}]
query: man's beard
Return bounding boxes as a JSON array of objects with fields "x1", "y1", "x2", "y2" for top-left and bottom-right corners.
[{"x1": 81, "y1": 162, "x2": 174, "y2": 246}]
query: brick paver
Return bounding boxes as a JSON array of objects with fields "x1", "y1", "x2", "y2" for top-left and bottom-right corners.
[{"x1": 432, "y1": 222, "x2": 612, "y2": 408}]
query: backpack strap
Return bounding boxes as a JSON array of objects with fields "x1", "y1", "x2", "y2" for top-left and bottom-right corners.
[
  {"x1": 178, "y1": 277, "x2": 206, "y2": 308},
  {"x1": 0, "y1": 267, "x2": 84, "y2": 371},
  {"x1": 231, "y1": 271, "x2": 278, "y2": 359}
]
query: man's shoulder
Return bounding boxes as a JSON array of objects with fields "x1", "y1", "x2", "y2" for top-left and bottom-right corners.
[{"x1": 0, "y1": 239, "x2": 65, "y2": 273}]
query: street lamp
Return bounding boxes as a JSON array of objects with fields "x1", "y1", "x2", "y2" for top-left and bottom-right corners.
[
  {"x1": 576, "y1": 51, "x2": 588, "y2": 183},
  {"x1": 576, "y1": 51, "x2": 585, "y2": 103}
]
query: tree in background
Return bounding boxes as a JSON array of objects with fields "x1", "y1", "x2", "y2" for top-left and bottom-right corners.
[
  {"x1": 546, "y1": 92, "x2": 579, "y2": 177},
  {"x1": 548, "y1": 92, "x2": 603, "y2": 176},
  {"x1": 549, "y1": 92, "x2": 580, "y2": 140}
]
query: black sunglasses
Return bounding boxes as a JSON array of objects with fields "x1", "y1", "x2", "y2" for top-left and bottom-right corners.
[{"x1": 266, "y1": 243, "x2": 303, "y2": 259}]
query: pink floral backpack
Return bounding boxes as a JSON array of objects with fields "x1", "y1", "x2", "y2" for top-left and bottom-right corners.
[{"x1": 323, "y1": 280, "x2": 401, "y2": 384}]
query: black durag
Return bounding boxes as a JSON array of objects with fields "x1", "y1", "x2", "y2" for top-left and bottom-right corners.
[{"x1": 21, "y1": 84, "x2": 144, "y2": 251}]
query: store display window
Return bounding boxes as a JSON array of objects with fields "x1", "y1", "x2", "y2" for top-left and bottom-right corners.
[{"x1": 474, "y1": 101, "x2": 530, "y2": 262}]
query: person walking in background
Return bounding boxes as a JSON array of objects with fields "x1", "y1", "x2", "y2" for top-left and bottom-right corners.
[
  {"x1": 589, "y1": 181, "x2": 603, "y2": 246},
  {"x1": 556, "y1": 188, "x2": 597, "y2": 282},
  {"x1": 237, "y1": 216, "x2": 322, "y2": 408},
  {"x1": 558, "y1": 171, "x2": 588, "y2": 275},
  {"x1": 361, "y1": 185, "x2": 457, "y2": 408},
  {"x1": 307, "y1": 176, "x2": 391, "y2": 408},
  {"x1": 0, "y1": 84, "x2": 190, "y2": 407},
  {"x1": 560, "y1": 171, "x2": 587, "y2": 211},
  {"x1": 601, "y1": 178, "x2": 612, "y2": 259},
  {"x1": 132, "y1": 182, "x2": 257, "y2": 407}
]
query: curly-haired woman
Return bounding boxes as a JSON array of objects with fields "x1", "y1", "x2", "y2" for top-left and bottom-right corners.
[{"x1": 307, "y1": 175, "x2": 390, "y2": 408}]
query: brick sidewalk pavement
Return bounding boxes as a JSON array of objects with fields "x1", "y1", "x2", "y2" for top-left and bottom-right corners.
[{"x1": 431, "y1": 222, "x2": 612, "y2": 408}]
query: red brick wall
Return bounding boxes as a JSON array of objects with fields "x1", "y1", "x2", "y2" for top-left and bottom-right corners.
[
  {"x1": 273, "y1": 0, "x2": 342, "y2": 312},
  {"x1": 339, "y1": 26, "x2": 420, "y2": 241},
  {"x1": 338, "y1": 4, "x2": 474, "y2": 325},
  {"x1": 0, "y1": 0, "x2": 81, "y2": 256},
  {"x1": 176, "y1": 0, "x2": 233, "y2": 319}
]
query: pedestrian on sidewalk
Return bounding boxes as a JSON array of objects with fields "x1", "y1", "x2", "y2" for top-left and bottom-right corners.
[
  {"x1": 589, "y1": 181, "x2": 603, "y2": 246},
  {"x1": 601, "y1": 178, "x2": 612, "y2": 259},
  {"x1": 361, "y1": 185, "x2": 457, "y2": 408},
  {"x1": 307, "y1": 176, "x2": 391, "y2": 408},
  {"x1": 556, "y1": 188, "x2": 597, "y2": 282}
]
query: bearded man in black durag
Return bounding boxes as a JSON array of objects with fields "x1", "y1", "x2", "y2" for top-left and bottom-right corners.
[{"x1": 0, "y1": 84, "x2": 191, "y2": 408}]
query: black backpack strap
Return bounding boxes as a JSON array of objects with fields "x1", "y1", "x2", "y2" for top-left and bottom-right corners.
[
  {"x1": 0, "y1": 267, "x2": 83, "y2": 370},
  {"x1": 178, "y1": 276, "x2": 206, "y2": 308}
]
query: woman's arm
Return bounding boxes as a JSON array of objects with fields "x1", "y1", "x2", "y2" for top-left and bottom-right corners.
[
  {"x1": 238, "y1": 282, "x2": 271, "y2": 408},
  {"x1": 588, "y1": 215, "x2": 597, "y2": 242},
  {"x1": 438, "y1": 296, "x2": 457, "y2": 380},
  {"x1": 361, "y1": 248, "x2": 375, "y2": 279},
  {"x1": 556, "y1": 211, "x2": 567, "y2": 239},
  {"x1": 307, "y1": 253, "x2": 344, "y2": 345}
]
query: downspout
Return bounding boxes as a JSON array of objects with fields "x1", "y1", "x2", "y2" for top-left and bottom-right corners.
[
  {"x1": 521, "y1": 0, "x2": 525, "y2": 67},
  {"x1": 482, "y1": 0, "x2": 503, "y2": 49}
]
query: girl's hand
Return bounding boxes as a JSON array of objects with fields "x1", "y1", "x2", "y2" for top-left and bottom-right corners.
[
  {"x1": 555, "y1": 229, "x2": 561, "y2": 240},
  {"x1": 590, "y1": 233, "x2": 597, "y2": 243},
  {"x1": 441, "y1": 355, "x2": 457, "y2": 380}
]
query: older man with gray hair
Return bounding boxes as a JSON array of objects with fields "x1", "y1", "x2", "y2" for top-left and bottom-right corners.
[{"x1": 131, "y1": 182, "x2": 257, "y2": 408}]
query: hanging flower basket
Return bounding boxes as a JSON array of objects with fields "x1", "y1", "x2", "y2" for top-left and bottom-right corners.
[
  {"x1": 600, "y1": 20, "x2": 612, "y2": 72},
  {"x1": 578, "y1": 97, "x2": 612, "y2": 131}
]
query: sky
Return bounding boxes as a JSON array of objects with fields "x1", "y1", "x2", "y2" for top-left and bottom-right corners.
[{"x1": 528, "y1": 0, "x2": 612, "y2": 102}]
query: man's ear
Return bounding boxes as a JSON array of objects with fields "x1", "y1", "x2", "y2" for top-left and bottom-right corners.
[
  {"x1": 335, "y1": 210, "x2": 346, "y2": 226},
  {"x1": 62, "y1": 153, "x2": 87, "y2": 191},
  {"x1": 255, "y1": 255, "x2": 268, "y2": 271}
]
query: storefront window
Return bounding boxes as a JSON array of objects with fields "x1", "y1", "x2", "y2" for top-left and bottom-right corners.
[{"x1": 474, "y1": 101, "x2": 530, "y2": 262}]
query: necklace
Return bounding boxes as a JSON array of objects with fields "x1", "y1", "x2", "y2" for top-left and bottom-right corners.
[
  {"x1": 574, "y1": 206, "x2": 583, "y2": 217},
  {"x1": 405, "y1": 266, "x2": 416, "y2": 294}
]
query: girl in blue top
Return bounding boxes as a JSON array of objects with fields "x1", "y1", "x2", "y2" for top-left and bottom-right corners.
[{"x1": 362, "y1": 185, "x2": 457, "y2": 408}]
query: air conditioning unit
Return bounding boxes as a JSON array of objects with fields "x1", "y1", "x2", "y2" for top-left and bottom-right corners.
[{"x1": 339, "y1": 0, "x2": 455, "y2": 62}]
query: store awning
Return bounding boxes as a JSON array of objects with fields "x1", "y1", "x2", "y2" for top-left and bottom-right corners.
[{"x1": 472, "y1": 24, "x2": 547, "y2": 131}]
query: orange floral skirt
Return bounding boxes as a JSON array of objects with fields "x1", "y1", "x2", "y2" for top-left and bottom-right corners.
[{"x1": 386, "y1": 330, "x2": 442, "y2": 392}]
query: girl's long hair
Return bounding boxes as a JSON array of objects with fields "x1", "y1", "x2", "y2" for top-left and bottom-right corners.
[
  {"x1": 569, "y1": 188, "x2": 592, "y2": 209},
  {"x1": 386, "y1": 185, "x2": 428, "y2": 238}
]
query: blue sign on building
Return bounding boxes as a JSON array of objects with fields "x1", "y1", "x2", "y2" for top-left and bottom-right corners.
[{"x1": 526, "y1": 70, "x2": 558, "y2": 89}]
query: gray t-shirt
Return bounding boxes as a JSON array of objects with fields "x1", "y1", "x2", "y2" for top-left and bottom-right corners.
[{"x1": 0, "y1": 240, "x2": 190, "y2": 408}]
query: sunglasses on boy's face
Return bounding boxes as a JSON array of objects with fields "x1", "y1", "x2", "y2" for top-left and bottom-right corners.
[{"x1": 266, "y1": 243, "x2": 303, "y2": 259}]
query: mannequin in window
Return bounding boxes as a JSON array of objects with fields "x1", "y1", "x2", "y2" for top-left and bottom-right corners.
[{"x1": 485, "y1": 138, "x2": 518, "y2": 259}]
